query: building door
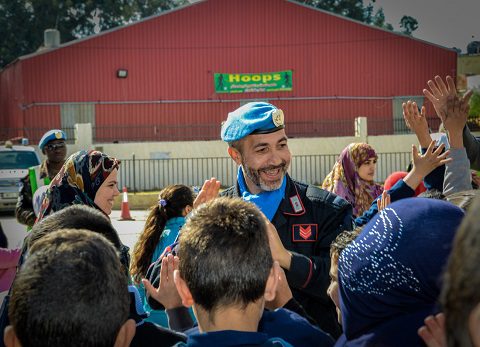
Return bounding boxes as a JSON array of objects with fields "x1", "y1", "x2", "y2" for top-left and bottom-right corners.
[{"x1": 60, "y1": 103, "x2": 95, "y2": 140}]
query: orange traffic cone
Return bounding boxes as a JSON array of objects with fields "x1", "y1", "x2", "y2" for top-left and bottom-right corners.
[{"x1": 119, "y1": 186, "x2": 135, "y2": 221}]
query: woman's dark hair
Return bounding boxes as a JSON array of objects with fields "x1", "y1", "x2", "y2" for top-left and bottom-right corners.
[{"x1": 130, "y1": 185, "x2": 194, "y2": 284}]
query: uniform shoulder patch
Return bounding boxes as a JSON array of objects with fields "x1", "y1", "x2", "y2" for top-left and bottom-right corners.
[{"x1": 292, "y1": 224, "x2": 318, "y2": 242}]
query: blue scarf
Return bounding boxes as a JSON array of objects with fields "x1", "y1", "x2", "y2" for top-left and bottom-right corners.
[
  {"x1": 237, "y1": 166, "x2": 286, "y2": 221},
  {"x1": 336, "y1": 198, "x2": 464, "y2": 347}
]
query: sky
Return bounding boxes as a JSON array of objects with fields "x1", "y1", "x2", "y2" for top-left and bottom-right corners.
[{"x1": 373, "y1": 0, "x2": 480, "y2": 53}]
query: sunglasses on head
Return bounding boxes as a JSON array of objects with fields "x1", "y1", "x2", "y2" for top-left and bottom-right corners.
[{"x1": 45, "y1": 142, "x2": 66, "y2": 151}]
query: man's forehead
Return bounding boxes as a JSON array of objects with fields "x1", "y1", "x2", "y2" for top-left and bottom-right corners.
[
  {"x1": 48, "y1": 139, "x2": 65, "y2": 144},
  {"x1": 244, "y1": 129, "x2": 288, "y2": 146}
]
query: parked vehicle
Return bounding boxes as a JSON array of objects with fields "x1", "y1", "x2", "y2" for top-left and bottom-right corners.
[{"x1": 0, "y1": 141, "x2": 41, "y2": 212}]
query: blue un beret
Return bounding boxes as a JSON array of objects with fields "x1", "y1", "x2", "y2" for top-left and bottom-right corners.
[
  {"x1": 221, "y1": 102, "x2": 285, "y2": 142},
  {"x1": 39, "y1": 129, "x2": 67, "y2": 150}
]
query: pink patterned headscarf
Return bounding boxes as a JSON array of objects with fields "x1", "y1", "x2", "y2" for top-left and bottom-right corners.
[{"x1": 322, "y1": 143, "x2": 383, "y2": 217}]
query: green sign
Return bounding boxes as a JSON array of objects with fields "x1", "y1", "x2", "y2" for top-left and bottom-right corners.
[{"x1": 214, "y1": 70, "x2": 292, "y2": 93}]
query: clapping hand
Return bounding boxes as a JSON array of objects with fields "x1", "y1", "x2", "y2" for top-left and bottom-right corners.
[
  {"x1": 193, "y1": 177, "x2": 221, "y2": 209},
  {"x1": 142, "y1": 253, "x2": 183, "y2": 309}
]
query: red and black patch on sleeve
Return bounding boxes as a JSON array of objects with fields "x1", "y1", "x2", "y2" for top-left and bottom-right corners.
[{"x1": 292, "y1": 224, "x2": 318, "y2": 242}]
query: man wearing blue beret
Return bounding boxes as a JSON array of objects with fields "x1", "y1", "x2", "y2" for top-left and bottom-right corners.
[
  {"x1": 16, "y1": 129, "x2": 67, "y2": 227},
  {"x1": 221, "y1": 102, "x2": 353, "y2": 338}
]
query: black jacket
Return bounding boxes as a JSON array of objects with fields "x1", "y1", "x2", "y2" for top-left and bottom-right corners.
[{"x1": 221, "y1": 174, "x2": 353, "y2": 338}]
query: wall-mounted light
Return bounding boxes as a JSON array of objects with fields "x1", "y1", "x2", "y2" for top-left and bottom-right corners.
[{"x1": 117, "y1": 69, "x2": 128, "y2": 78}]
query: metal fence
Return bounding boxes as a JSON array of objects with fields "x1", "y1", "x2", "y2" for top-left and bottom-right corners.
[{"x1": 118, "y1": 152, "x2": 412, "y2": 192}]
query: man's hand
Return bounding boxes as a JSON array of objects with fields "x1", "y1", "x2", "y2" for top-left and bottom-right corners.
[
  {"x1": 403, "y1": 100, "x2": 431, "y2": 148},
  {"x1": 265, "y1": 218, "x2": 292, "y2": 270},
  {"x1": 142, "y1": 253, "x2": 183, "y2": 309},
  {"x1": 418, "y1": 313, "x2": 447, "y2": 347},
  {"x1": 193, "y1": 177, "x2": 220, "y2": 209}
]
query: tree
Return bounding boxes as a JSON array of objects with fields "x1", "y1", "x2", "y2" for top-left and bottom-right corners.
[
  {"x1": 0, "y1": 0, "x2": 187, "y2": 68},
  {"x1": 467, "y1": 41, "x2": 480, "y2": 54},
  {"x1": 470, "y1": 89, "x2": 480, "y2": 120},
  {"x1": 399, "y1": 15, "x2": 418, "y2": 36},
  {"x1": 295, "y1": 0, "x2": 397, "y2": 30}
]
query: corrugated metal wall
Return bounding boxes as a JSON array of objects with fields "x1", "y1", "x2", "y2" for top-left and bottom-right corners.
[{"x1": 1, "y1": 0, "x2": 457, "y2": 142}]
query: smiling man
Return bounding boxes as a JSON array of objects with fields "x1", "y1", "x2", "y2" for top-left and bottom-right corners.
[{"x1": 220, "y1": 102, "x2": 353, "y2": 337}]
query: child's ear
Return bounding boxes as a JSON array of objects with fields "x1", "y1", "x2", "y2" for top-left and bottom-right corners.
[
  {"x1": 264, "y1": 261, "x2": 280, "y2": 302},
  {"x1": 174, "y1": 269, "x2": 194, "y2": 307},
  {"x1": 3, "y1": 326, "x2": 21, "y2": 347},
  {"x1": 113, "y1": 319, "x2": 136, "y2": 347}
]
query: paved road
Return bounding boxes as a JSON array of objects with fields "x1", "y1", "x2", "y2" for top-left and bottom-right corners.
[
  {"x1": 0, "y1": 210, "x2": 148, "y2": 251},
  {"x1": 0, "y1": 210, "x2": 148, "y2": 302}
]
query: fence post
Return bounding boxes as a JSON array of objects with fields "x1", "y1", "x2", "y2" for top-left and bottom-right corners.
[
  {"x1": 355, "y1": 117, "x2": 368, "y2": 143},
  {"x1": 132, "y1": 153, "x2": 136, "y2": 194},
  {"x1": 74, "y1": 123, "x2": 93, "y2": 149}
]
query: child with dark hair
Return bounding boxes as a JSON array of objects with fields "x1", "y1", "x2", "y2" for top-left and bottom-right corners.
[
  {"x1": 173, "y1": 197, "x2": 333, "y2": 347},
  {"x1": 4, "y1": 229, "x2": 136, "y2": 347},
  {"x1": 327, "y1": 227, "x2": 363, "y2": 324},
  {"x1": 130, "y1": 184, "x2": 195, "y2": 327},
  {"x1": 24, "y1": 204, "x2": 186, "y2": 347}
]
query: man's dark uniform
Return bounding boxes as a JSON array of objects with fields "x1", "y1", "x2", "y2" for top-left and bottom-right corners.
[{"x1": 222, "y1": 175, "x2": 352, "y2": 337}]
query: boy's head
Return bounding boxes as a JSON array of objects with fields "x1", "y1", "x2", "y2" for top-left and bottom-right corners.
[
  {"x1": 174, "y1": 197, "x2": 279, "y2": 326},
  {"x1": 5, "y1": 229, "x2": 135, "y2": 347},
  {"x1": 29, "y1": 204, "x2": 130, "y2": 275},
  {"x1": 328, "y1": 227, "x2": 362, "y2": 323}
]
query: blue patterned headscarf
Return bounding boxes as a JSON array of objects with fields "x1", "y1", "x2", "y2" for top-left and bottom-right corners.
[
  {"x1": 37, "y1": 150, "x2": 119, "y2": 221},
  {"x1": 336, "y1": 198, "x2": 464, "y2": 347}
]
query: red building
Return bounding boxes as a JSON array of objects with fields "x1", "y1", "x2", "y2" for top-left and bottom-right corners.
[{"x1": 0, "y1": 0, "x2": 456, "y2": 142}]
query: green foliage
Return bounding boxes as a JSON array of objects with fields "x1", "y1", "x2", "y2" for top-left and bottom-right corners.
[
  {"x1": 294, "y1": 0, "x2": 403, "y2": 31},
  {"x1": 399, "y1": 15, "x2": 418, "y2": 35},
  {"x1": 469, "y1": 89, "x2": 480, "y2": 119},
  {"x1": 0, "y1": 0, "x2": 187, "y2": 68}
]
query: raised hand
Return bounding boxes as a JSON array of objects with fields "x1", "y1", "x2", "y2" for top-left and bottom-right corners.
[
  {"x1": 443, "y1": 90, "x2": 472, "y2": 133},
  {"x1": 377, "y1": 190, "x2": 391, "y2": 211},
  {"x1": 193, "y1": 177, "x2": 221, "y2": 209},
  {"x1": 423, "y1": 75, "x2": 457, "y2": 122},
  {"x1": 264, "y1": 216, "x2": 291, "y2": 270},
  {"x1": 403, "y1": 100, "x2": 431, "y2": 148},
  {"x1": 418, "y1": 313, "x2": 447, "y2": 347},
  {"x1": 142, "y1": 253, "x2": 183, "y2": 309},
  {"x1": 412, "y1": 141, "x2": 451, "y2": 178}
]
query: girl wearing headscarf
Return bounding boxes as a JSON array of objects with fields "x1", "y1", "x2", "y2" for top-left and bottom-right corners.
[
  {"x1": 322, "y1": 143, "x2": 383, "y2": 217},
  {"x1": 335, "y1": 198, "x2": 465, "y2": 347},
  {"x1": 36, "y1": 150, "x2": 120, "y2": 221}
]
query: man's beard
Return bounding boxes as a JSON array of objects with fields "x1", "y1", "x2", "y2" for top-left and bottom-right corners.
[{"x1": 242, "y1": 160, "x2": 289, "y2": 192}]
